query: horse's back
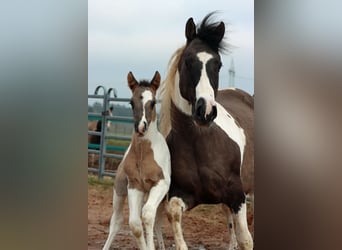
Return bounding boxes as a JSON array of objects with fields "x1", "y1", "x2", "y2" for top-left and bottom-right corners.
[{"x1": 216, "y1": 88, "x2": 254, "y2": 193}]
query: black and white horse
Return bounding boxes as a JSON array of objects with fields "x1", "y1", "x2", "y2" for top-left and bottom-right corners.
[{"x1": 159, "y1": 13, "x2": 254, "y2": 250}]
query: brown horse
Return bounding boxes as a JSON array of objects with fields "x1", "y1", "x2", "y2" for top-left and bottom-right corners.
[
  {"x1": 102, "y1": 71, "x2": 171, "y2": 250},
  {"x1": 158, "y1": 13, "x2": 254, "y2": 250},
  {"x1": 88, "y1": 106, "x2": 113, "y2": 166}
]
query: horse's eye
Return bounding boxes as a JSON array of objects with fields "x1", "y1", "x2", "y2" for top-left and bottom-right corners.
[
  {"x1": 185, "y1": 59, "x2": 192, "y2": 70},
  {"x1": 129, "y1": 100, "x2": 134, "y2": 109}
]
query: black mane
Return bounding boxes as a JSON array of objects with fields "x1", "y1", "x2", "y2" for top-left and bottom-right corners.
[{"x1": 196, "y1": 12, "x2": 228, "y2": 53}]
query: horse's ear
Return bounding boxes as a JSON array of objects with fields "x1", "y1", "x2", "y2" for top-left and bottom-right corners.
[
  {"x1": 151, "y1": 71, "x2": 160, "y2": 91},
  {"x1": 127, "y1": 71, "x2": 138, "y2": 91},
  {"x1": 214, "y1": 21, "x2": 225, "y2": 44},
  {"x1": 185, "y1": 17, "x2": 196, "y2": 43}
]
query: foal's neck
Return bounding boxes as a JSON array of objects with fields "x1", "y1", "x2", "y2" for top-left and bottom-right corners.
[{"x1": 133, "y1": 120, "x2": 159, "y2": 142}]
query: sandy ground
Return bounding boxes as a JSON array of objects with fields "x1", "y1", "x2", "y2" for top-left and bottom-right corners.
[{"x1": 88, "y1": 180, "x2": 254, "y2": 250}]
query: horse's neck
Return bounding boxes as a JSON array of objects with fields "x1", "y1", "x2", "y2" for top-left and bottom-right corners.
[
  {"x1": 170, "y1": 101, "x2": 196, "y2": 132},
  {"x1": 144, "y1": 120, "x2": 159, "y2": 140}
]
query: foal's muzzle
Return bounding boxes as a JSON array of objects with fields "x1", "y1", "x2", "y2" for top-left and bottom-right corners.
[
  {"x1": 193, "y1": 97, "x2": 217, "y2": 126},
  {"x1": 135, "y1": 121, "x2": 147, "y2": 136}
]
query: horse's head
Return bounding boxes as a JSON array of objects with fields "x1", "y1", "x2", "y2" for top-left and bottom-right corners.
[
  {"x1": 106, "y1": 106, "x2": 113, "y2": 130},
  {"x1": 127, "y1": 71, "x2": 160, "y2": 137},
  {"x1": 177, "y1": 13, "x2": 225, "y2": 126}
]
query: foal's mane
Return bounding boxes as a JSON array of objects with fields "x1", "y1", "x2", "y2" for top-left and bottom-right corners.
[{"x1": 137, "y1": 80, "x2": 153, "y2": 88}]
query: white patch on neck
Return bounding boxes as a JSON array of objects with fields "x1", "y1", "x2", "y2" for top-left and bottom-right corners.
[
  {"x1": 172, "y1": 71, "x2": 192, "y2": 115},
  {"x1": 196, "y1": 52, "x2": 215, "y2": 106},
  {"x1": 214, "y1": 103, "x2": 246, "y2": 168}
]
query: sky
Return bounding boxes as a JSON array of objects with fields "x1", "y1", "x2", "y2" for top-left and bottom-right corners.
[{"x1": 88, "y1": 0, "x2": 254, "y2": 101}]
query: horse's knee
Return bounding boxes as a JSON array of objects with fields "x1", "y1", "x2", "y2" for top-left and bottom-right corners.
[
  {"x1": 167, "y1": 197, "x2": 185, "y2": 222},
  {"x1": 142, "y1": 205, "x2": 155, "y2": 227},
  {"x1": 129, "y1": 219, "x2": 143, "y2": 238}
]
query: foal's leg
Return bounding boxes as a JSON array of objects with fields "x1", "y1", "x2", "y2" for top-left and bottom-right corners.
[
  {"x1": 232, "y1": 201, "x2": 253, "y2": 250},
  {"x1": 128, "y1": 188, "x2": 147, "y2": 250},
  {"x1": 221, "y1": 204, "x2": 239, "y2": 250},
  {"x1": 102, "y1": 190, "x2": 126, "y2": 250},
  {"x1": 142, "y1": 180, "x2": 169, "y2": 250},
  {"x1": 166, "y1": 196, "x2": 188, "y2": 250},
  {"x1": 154, "y1": 200, "x2": 166, "y2": 250}
]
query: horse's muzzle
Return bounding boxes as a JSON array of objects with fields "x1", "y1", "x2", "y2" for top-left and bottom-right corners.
[{"x1": 193, "y1": 97, "x2": 217, "y2": 126}]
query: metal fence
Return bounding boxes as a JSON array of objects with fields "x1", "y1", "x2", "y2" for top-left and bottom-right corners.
[{"x1": 88, "y1": 86, "x2": 132, "y2": 178}]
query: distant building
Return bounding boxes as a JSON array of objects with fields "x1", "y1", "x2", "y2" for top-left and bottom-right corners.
[{"x1": 228, "y1": 58, "x2": 235, "y2": 88}]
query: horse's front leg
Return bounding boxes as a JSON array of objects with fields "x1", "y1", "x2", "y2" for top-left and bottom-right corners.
[
  {"x1": 221, "y1": 204, "x2": 239, "y2": 250},
  {"x1": 232, "y1": 200, "x2": 253, "y2": 250},
  {"x1": 128, "y1": 188, "x2": 147, "y2": 250},
  {"x1": 154, "y1": 200, "x2": 166, "y2": 250},
  {"x1": 142, "y1": 180, "x2": 169, "y2": 250},
  {"x1": 166, "y1": 196, "x2": 188, "y2": 250},
  {"x1": 102, "y1": 190, "x2": 126, "y2": 250}
]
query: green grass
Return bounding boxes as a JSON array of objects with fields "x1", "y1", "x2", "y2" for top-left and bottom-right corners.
[
  {"x1": 107, "y1": 138, "x2": 131, "y2": 147},
  {"x1": 88, "y1": 175, "x2": 114, "y2": 189}
]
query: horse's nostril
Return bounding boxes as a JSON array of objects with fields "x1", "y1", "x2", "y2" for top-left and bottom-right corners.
[
  {"x1": 195, "y1": 98, "x2": 206, "y2": 118},
  {"x1": 143, "y1": 121, "x2": 147, "y2": 131},
  {"x1": 212, "y1": 106, "x2": 217, "y2": 116},
  {"x1": 196, "y1": 106, "x2": 202, "y2": 117},
  {"x1": 210, "y1": 106, "x2": 217, "y2": 121}
]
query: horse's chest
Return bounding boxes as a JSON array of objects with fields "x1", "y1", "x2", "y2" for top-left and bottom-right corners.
[
  {"x1": 123, "y1": 144, "x2": 164, "y2": 192},
  {"x1": 168, "y1": 126, "x2": 240, "y2": 181}
]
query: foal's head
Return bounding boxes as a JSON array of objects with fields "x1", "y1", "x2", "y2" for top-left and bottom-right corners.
[
  {"x1": 178, "y1": 13, "x2": 226, "y2": 126},
  {"x1": 128, "y1": 71, "x2": 160, "y2": 137}
]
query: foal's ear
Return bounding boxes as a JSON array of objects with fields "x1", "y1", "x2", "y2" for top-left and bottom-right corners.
[
  {"x1": 127, "y1": 71, "x2": 138, "y2": 91},
  {"x1": 151, "y1": 71, "x2": 160, "y2": 91},
  {"x1": 214, "y1": 21, "x2": 225, "y2": 44},
  {"x1": 185, "y1": 17, "x2": 196, "y2": 43}
]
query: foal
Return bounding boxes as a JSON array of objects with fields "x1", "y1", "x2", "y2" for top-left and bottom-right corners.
[{"x1": 102, "y1": 71, "x2": 171, "y2": 250}]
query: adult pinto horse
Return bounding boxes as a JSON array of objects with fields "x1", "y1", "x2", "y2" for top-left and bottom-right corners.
[{"x1": 159, "y1": 13, "x2": 254, "y2": 250}]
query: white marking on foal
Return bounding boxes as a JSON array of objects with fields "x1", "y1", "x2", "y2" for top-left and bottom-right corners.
[
  {"x1": 196, "y1": 52, "x2": 216, "y2": 117},
  {"x1": 127, "y1": 188, "x2": 147, "y2": 250},
  {"x1": 147, "y1": 120, "x2": 171, "y2": 183},
  {"x1": 214, "y1": 103, "x2": 246, "y2": 168},
  {"x1": 138, "y1": 90, "x2": 153, "y2": 133}
]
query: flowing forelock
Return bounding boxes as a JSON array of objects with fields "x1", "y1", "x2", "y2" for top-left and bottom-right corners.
[{"x1": 197, "y1": 12, "x2": 228, "y2": 53}]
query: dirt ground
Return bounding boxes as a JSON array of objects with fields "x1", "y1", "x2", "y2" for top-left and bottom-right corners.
[{"x1": 88, "y1": 179, "x2": 254, "y2": 250}]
